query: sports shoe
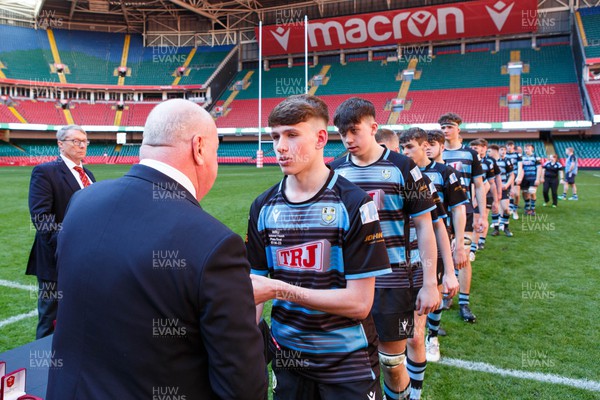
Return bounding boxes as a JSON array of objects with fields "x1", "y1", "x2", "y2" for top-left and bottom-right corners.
[
  {"x1": 568, "y1": 196, "x2": 578, "y2": 201},
  {"x1": 530, "y1": 210, "x2": 536, "y2": 216},
  {"x1": 542, "y1": 203, "x2": 547, "y2": 207},
  {"x1": 459, "y1": 304, "x2": 477, "y2": 323},
  {"x1": 426, "y1": 336, "x2": 441, "y2": 362},
  {"x1": 512, "y1": 210, "x2": 519, "y2": 220},
  {"x1": 441, "y1": 297, "x2": 453, "y2": 310},
  {"x1": 558, "y1": 195, "x2": 566, "y2": 200},
  {"x1": 490, "y1": 228, "x2": 500, "y2": 237},
  {"x1": 469, "y1": 251, "x2": 476, "y2": 262},
  {"x1": 438, "y1": 326, "x2": 447, "y2": 336},
  {"x1": 477, "y1": 243, "x2": 485, "y2": 250},
  {"x1": 504, "y1": 227, "x2": 513, "y2": 237},
  {"x1": 552, "y1": 204, "x2": 557, "y2": 208}
]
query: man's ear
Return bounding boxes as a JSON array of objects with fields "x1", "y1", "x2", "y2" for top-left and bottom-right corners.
[
  {"x1": 371, "y1": 120, "x2": 379, "y2": 136},
  {"x1": 192, "y1": 134, "x2": 205, "y2": 166},
  {"x1": 316, "y1": 128, "x2": 328, "y2": 150}
]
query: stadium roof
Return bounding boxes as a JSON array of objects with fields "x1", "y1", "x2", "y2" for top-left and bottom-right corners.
[{"x1": 1, "y1": 0, "x2": 476, "y2": 33}]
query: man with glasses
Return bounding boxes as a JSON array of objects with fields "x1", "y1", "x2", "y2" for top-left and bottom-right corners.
[{"x1": 27, "y1": 124, "x2": 95, "y2": 338}]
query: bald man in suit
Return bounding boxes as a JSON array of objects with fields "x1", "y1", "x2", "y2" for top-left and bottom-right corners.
[
  {"x1": 27, "y1": 124, "x2": 95, "y2": 339},
  {"x1": 47, "y1": 99, "x2": 267, "y2": 400}
]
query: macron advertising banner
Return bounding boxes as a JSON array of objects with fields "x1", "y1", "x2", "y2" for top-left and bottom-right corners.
[{"x1": 257, "y1": 0, "x2": 538, "y2": 56}]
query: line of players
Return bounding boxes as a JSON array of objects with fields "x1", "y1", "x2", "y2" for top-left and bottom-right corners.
[{"x1": 247, "y1": 95, "x2": 572, "y2": 400}]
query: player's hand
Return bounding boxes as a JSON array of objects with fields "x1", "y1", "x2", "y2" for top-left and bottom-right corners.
[
  {"x1": 534, "y1": 180, "x2": 540, "y2": 187},
  {"x1": 476, "y1": 216, "x2": 488, "y2": 233},
  {"x1": 492, "y1": 200, "x2": 500, "y2": 214},
  {"x1": 250, "y1": 275, "x2": 277, "y2": 304},
  {"x1": 453, "y1": 246, "x2": 467, "y2": 270},
  {"x1": 442, "y1": 273, "x2": 459, "y2": 299},
  {"x1": 502, "y1": 184, "x2": 509, "y2": 191},
  {"x1": 415, "y1": 285, "x2": 440, "y2": 316}
]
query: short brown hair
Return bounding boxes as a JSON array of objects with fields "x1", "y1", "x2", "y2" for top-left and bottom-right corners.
[
  {"x1": 399, "y1": 127, "x2": 428, "y2": 145},
  {"x1": 438, "y1": 112, "x2": 462, "y2": 126},
  {"x1": 268, "y1": 94, "x2": 329, "y2": 127},
  {"x1": 427, "y1": 130, "x2": 444, "y2": 145},
  {"x1": 489, "y1": 144, "x2": 500, "y2": 151}
]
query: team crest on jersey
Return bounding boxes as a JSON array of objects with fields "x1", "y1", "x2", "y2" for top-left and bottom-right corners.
[
  {"x1": 381, "y1": 169, "x2": 392, "y2": 180},
  {"x1": 276, "y1": 240, "x2": 331, "y2": 271},
  {"x1": 321, "y1": 206, "x2": 336, "y2": 224}
]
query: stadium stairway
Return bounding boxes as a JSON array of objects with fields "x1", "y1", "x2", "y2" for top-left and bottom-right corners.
[
  {"x1": 171, "y1": 47, "x2": 197, "y2": 85},
  {"x1": 46, "y1": 29, "x2": 67, "y2": 84},
  {"x1": 118, "y1": 34, "x2": 131, "y2": 86}
]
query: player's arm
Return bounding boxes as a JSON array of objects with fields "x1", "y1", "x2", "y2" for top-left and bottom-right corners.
[
  {"x1": 473, "y1": 175, "x2": 487, "y2": 232},
  {"x1": 535, "y1": 162, "x2": 542, "y2": 186},
  {"x1": 433, "y1": 219, "x2": 458, "y2": 298},
  {"x1": 413, "y1": 212, "x2": 440, "y2": 315},
  {"x1": 515, "y1": 162, "x2": 524, "y2": 184},
  {"x1": 451, "y1": 204, "x2": 467, "y2": 270},
  {"x1": 200, "y1": 233, "x2": 268, "y2": 400},
  {"x1": 251, "y1": 275, "x2": 375, "y2": 320}
]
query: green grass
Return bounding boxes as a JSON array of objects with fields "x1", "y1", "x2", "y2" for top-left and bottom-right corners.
[{"x1": 1, "y1": 165, "x2": 599, "y2": 399}]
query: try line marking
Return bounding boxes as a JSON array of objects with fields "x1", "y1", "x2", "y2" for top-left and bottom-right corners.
[
  {"x1": 440, "y1": 357, "x2": 600, "y2": 392},
  {"x1": 0, "y1": 310, "x2": 37, "y2": 329},
  {"x1": 0, "y1": 279, "x2": 36, "y2": 291}
]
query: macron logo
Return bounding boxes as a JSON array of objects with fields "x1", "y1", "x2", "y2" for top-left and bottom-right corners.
[
  {"x1": 272, "y1": 27, "x2": 290, "y2": 51},
  {"x1": 485, "y1": 1, "x2": 515, "y2": 31}
]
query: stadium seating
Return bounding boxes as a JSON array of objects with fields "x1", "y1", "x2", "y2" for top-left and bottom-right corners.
[
  {"x1": 485, "y1": 139, "x2": 546, "y2": 157},
  {"x1": 15, "y1": 100, "x2": 66, "y2": 125},
  {"x1": 579, "y1": 7, "x2": 600, "y2": 59},
  {"x1": 587, "y1": 84, "x2": 600, "y2": 114},
  {"x1": 0, "y1": 25, "x2": 56, "y2": 82},
  {"x1": 0, "y1": 104, "x2": 21, "y2": 123},
  {"x1": 52, "y1": 29, "x2": 123, "y2": 85},
  {"x1": 179, "y1": 45, "x2": 235, "y2": 85},
  {"x1": 70, "y1": 102, "x2": 116, "y2": 125},
  {"x1": 216, "y1": 45, "x2": 583, "y2": 127},
  {"x1": 120, "y1": 103, "x2": 157, "y2": 126}
]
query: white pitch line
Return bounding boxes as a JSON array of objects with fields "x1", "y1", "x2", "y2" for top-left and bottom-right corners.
[
  {"x1": 0, "y1": 279, "x2": 36, "y2": 291},
  {"x1": 440, "y1": 357, "x2": 600, "y2": 392},
  {"x1": 0, "y1": 310, "x2": 37, "y2": 329}
]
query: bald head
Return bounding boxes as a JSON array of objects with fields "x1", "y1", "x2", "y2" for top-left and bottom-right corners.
[
  {"x1": 142, "y1": 99, "x2": 216, "y2": 148},
  {"x1": 140, "y1": 99, "x2": 219, "y2": 201}
]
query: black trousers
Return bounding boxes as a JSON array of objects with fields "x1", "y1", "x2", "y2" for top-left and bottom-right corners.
[
  {"x1": 36, "y1": 279, "x2": 59, "y2": 339},
  {"x1": 543, "y1": 177, "x2": 559, "y2": 206}
]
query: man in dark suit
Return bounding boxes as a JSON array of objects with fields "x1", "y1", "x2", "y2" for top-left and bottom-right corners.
[
  {"x1": 46, "y1": 99, "x2": 267, "y2": 400},
  {"x1": 27, "y1": 124, "x2": 95, "y2": 339}
]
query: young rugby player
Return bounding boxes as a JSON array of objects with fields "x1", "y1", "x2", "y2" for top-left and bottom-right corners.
[
  {"x1": 399, "y1": 128, "x2": 465, "y2": 365},
  {"x1": 488, "y1": 144, "x2": 514, "y2": 236},
  {"x1": 438, "y1": 113, "x2": 487, "y2": 323},
  {"x1": 376, "y1": 128, "x2": 400, "y2": 153},
  {"x1": 560, "y1": 147, "x2": 578, "y2": 200},
  {"x1": 331, "y1": 98, "x2": 439, "y2": 400},
  {"x1": 505, "y1": 141, "x2": 523, "y2": 220},
  {"x1": 246, "y1": 95, "x2": 392, "y2": 400},
  {"x1": 517, "y1": 144, "x2": 542, "y2": 216}
]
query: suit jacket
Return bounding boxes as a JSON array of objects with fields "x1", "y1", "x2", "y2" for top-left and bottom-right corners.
[
  {"x1": 46, "y1": 164, "x2": 267, "y2": 400},
  {"x1": 27, "y1": 157, "x2": 96, "y2": 281}
]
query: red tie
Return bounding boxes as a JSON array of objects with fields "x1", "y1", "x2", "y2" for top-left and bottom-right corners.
[{"x1": 73, "y1": 166, "x2": 91, "y2": 188}]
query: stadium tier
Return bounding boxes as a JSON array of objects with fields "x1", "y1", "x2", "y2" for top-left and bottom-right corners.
[
  {"x1": 579, "y1": 7, "x2": 600, "y2": 59},
  {"x1": 120, "y1": 103, "x2": 157, "y2": 126},
  {"x1": 216, "y1": 45, "x2": 584, "y2": 128},
  {"x1": 52, "y1": 29, "x2": 123, "y2": 85},
  {"x1": 0, "y1": 25, "x2": 230, "y2": 86},
  {"x1": 15, "y1": 100, "x2": 66, "y2": 125},
  {"x1": 0, "y1": 104, "x2": 21, "y2": 123},
  {"x1": 588, "y1": 84, "x2": 600, "y2": 114},
  {"x1": 70, "y1": 102, "x2": 116, "y2": 126},
  {"x1": 0, "y1": 25, "x2": 57, "y2": 82}
]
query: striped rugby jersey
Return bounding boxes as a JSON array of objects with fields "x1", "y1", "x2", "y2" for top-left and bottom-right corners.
[
  {"x1": 496, "y1": 157, "x2": 514, "y2": 185},
  {"x1": 421, "y1": 160, "x2": 468, "y2": 218},
  {"x1": 442, "y1": 145, "x2": 484, "y2": 211},
  {"x1": 521, "y1": 154, "x2": 541, "y2": 182},
  {"x1": 246, "y1": 170, "x2": 391, "y2": 384},
  {"x1": 505, "y1": 151, "x2": 522, "y2": 176},
  {"x1": 330, "y1": 148, "x2": 436, "y2": 290}
]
